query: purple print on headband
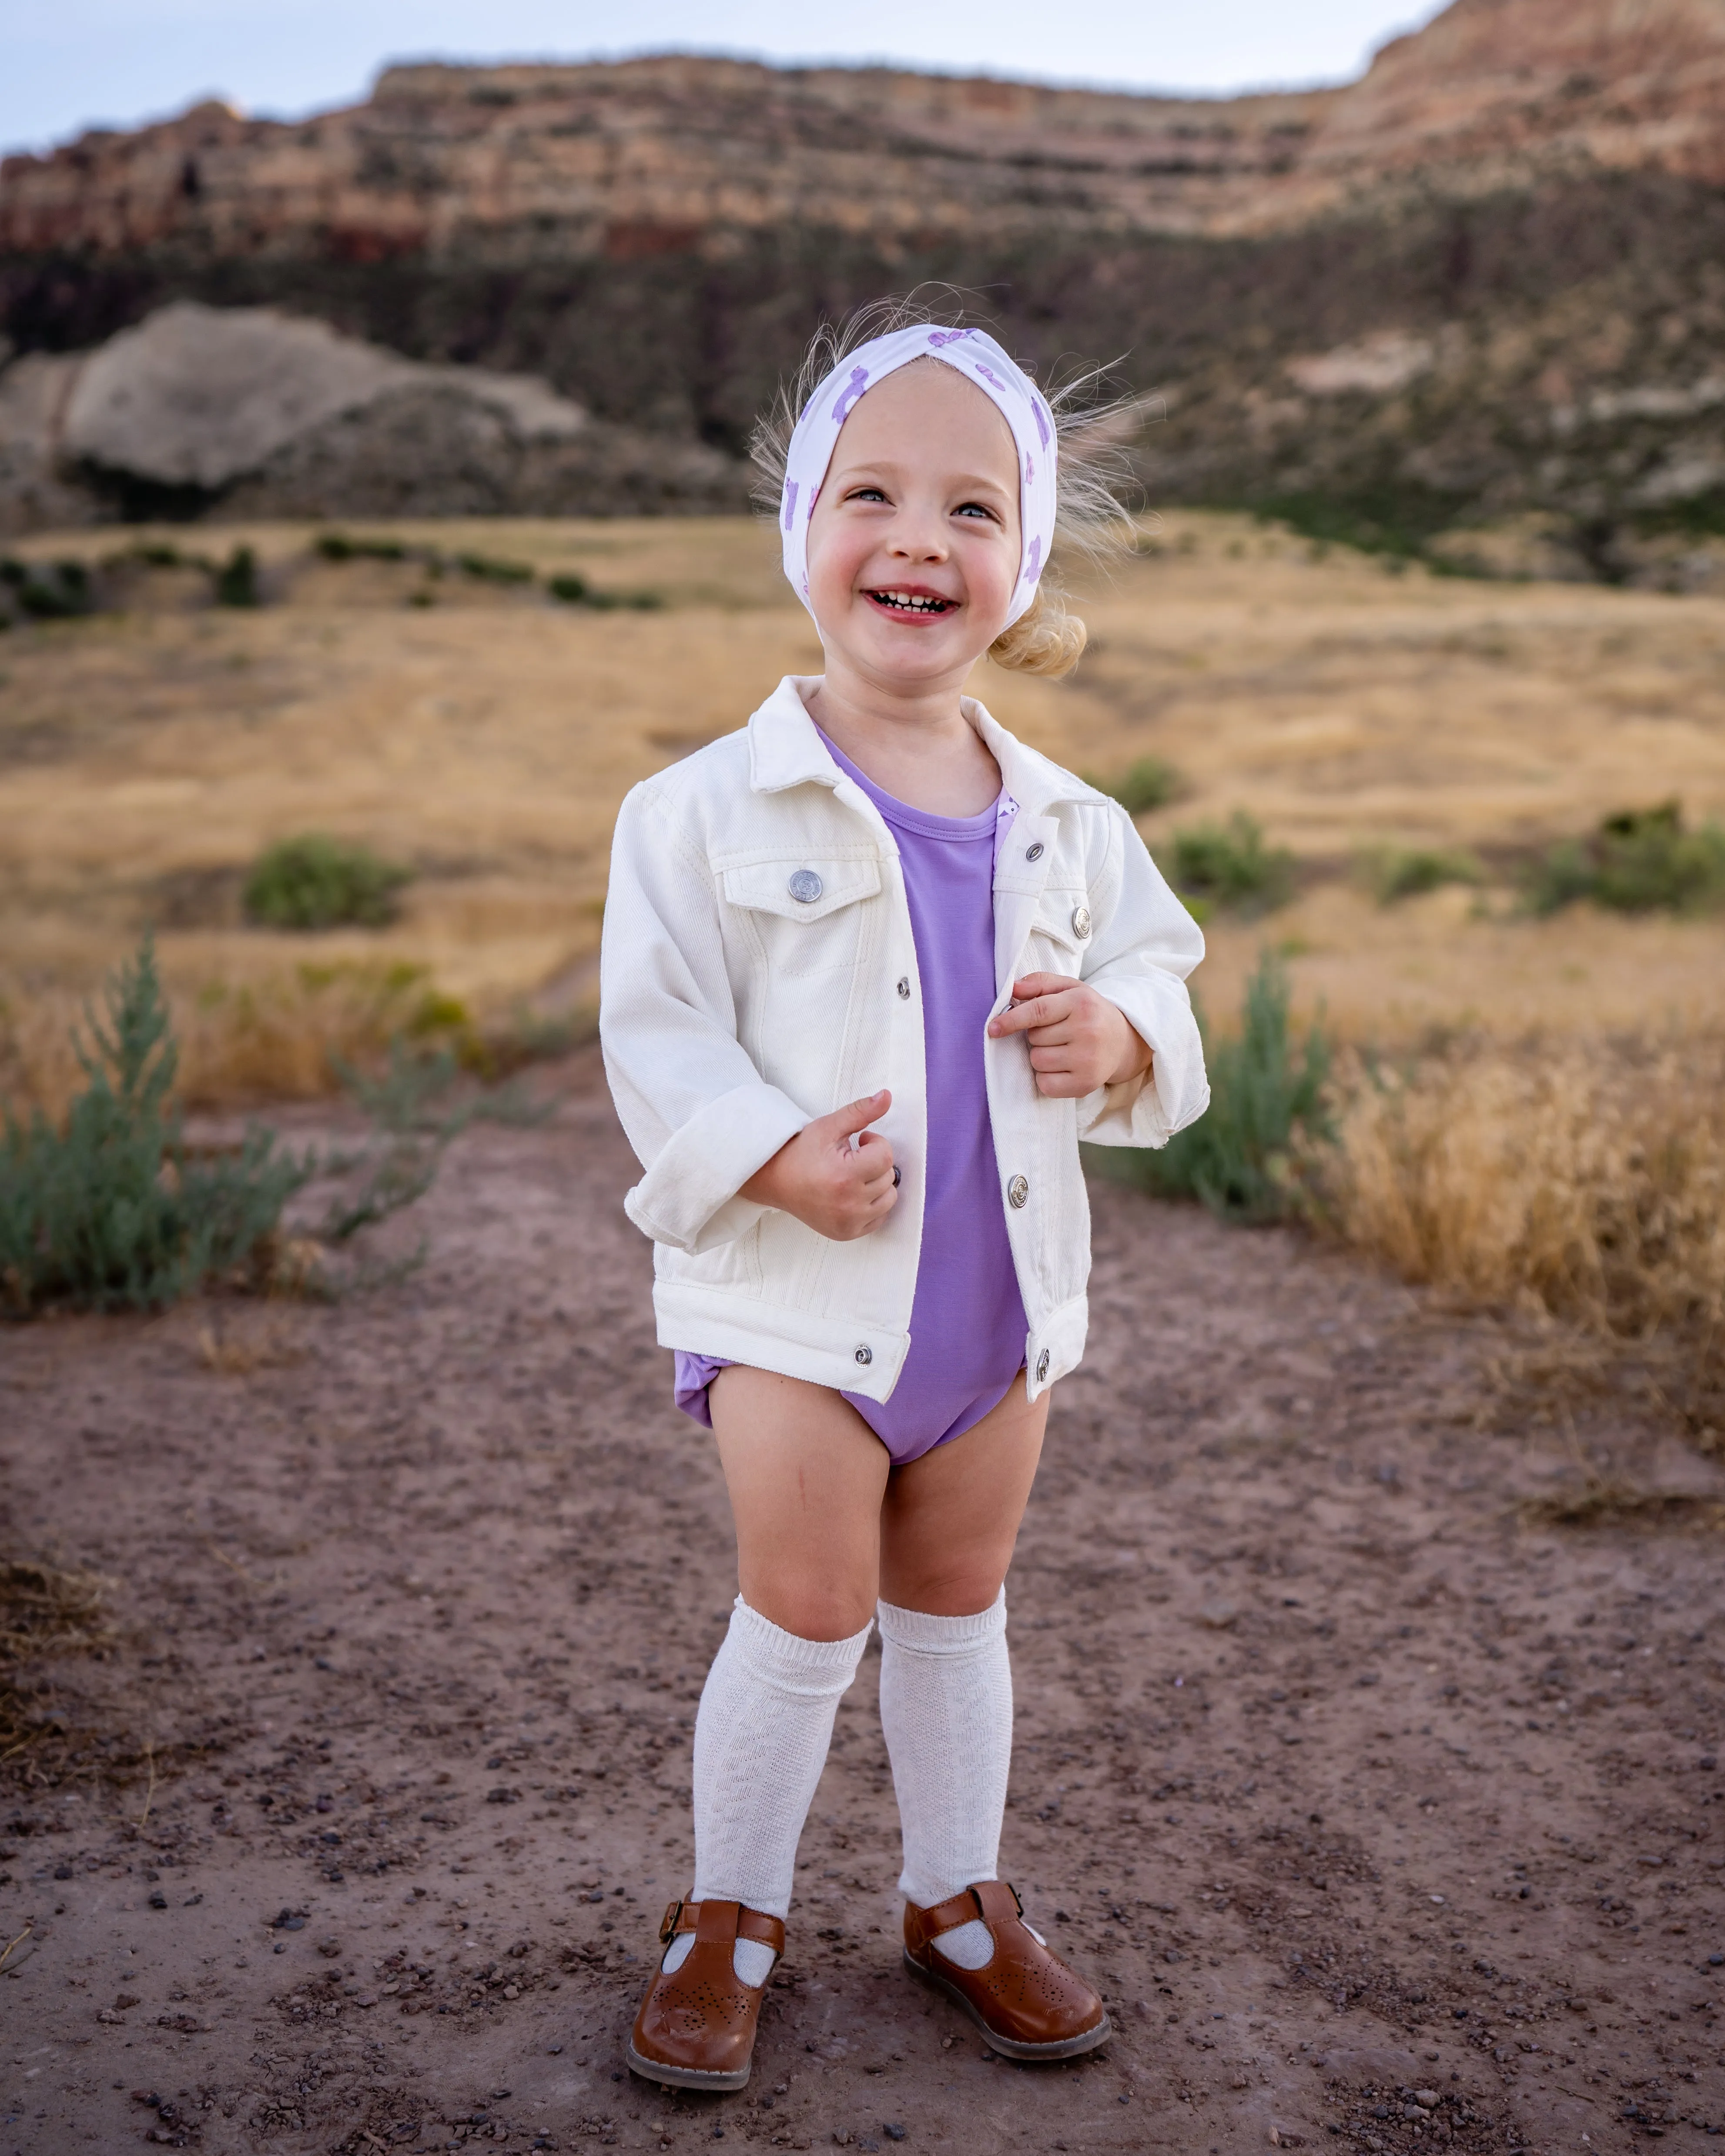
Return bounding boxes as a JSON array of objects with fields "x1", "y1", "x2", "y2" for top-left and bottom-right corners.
[
  {"x1": 1024, "y1": 451, "x2": 1035, "y2": 486},
  {"x1": 1024, "y1": 535, "x2": 1043, "y2": 586},
  {"x1": 782, "y1": 480, "x2": 799, "y2": 532},
  {"x1": 831, "y1": 366, "x2": 871, "y2": 423},
  {"x1": 1032, "y1": 396, "x2": 1052, "y2": 452},
  {"x1": 926, "y1": 328, "x2": 976, "y2": 348},
  {"x1": 974, "y1": 362, "x2": 1012, "y2": 398}
]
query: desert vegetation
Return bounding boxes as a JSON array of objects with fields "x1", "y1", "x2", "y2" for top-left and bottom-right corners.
[{"x1": 0, "y1": 509, "x2": 1720, "y2": 1393}]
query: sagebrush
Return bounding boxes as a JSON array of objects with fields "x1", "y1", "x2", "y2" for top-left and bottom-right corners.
[
  {"x1": 244, "y1": 833, "x2": 412, "y2": 931},
  {"x1": 0, "y1": 937, "x2": 308, "y2": 1314},
  {"x1": 1086, "y1": 953, "x2": 1331, "y2": 1224}
]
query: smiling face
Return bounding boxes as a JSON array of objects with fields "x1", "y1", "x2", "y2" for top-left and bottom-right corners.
[{"x1": 803, "y1": 358, "x2": 1022, "y2": 694}]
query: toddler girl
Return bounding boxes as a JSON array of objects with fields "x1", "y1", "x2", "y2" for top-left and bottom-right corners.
[{"x1": 600, "y1": 304, "x2": 1207, "y2": 2090}]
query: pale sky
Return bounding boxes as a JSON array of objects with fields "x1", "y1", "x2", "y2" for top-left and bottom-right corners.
[{"x1": 1, "y1": 1, "x2": 1452, "y2": 159}]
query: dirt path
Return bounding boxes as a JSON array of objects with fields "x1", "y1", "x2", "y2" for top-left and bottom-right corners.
[{"x1": 3, "y1": 1054, "x2": 1723, "y2": 2154}]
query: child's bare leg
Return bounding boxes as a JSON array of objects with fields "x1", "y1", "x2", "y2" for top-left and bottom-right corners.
[
  {"x1": 657, "y1": 1366, "x2": 883, "y2": 1972},
  {"x1": 879, "y1": 1373, "x2": 1047, "y2": 1614},
  {"x1": 876, "y1": 1376, "x2": 1049, "y2": 1965},
  {"x1": 710, "y1": 1366, "x2": 891, "y2": 1638}
]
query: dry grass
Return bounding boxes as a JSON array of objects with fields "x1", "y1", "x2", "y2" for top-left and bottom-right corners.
[
  {"x1": 1316, "y1": 1035, "x2": 1725, "y2": 1440},
  {"x1": 0, "y1": 1559, "x2": 112, "y2": 1767},
  {"x1": 1, "y1": 509, "x2": 1722, "y2": 1109}
]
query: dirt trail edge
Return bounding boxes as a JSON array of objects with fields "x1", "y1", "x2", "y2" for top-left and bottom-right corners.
[{"x1": 3, "y1": 1051, "x2": 1722, "y2": 2155}]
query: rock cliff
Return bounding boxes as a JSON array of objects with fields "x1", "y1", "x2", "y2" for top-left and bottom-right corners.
[{"x1": 2, "y1": 0, "x2": 1722, "y2": 556}]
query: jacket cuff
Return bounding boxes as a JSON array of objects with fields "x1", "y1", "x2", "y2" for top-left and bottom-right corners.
[
  {"x1": 623, "y1": 1082, "x2": 811, "y2": 1254},
  {"x1": 1079, "y1": 982, "x2": 1209, "y2": 1148}
]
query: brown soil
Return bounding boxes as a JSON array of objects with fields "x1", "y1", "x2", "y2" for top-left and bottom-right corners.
[{"x1": 2, "y1": 1053, "x2": 1723, "y2": 2154}]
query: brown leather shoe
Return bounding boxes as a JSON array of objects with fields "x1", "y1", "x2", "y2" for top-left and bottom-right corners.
[
  {"x1": 904, "y1": 1880, "x2": 1110, "y2": 2061},
  {"x1": 626, "y1": 1897, "x2": 785, "y2": 2091}
]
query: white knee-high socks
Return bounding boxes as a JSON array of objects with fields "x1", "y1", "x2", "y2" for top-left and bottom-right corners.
[
  {"x1": 667, "y1": 1595, "x2": 871, "y2": 1984},
  {"x1": 878, "y1": 1590, "x2": 1013, "y2": 1971},
  {"x1": 665, "y1": 1590, "x2": 1015, "y2": 1983}
]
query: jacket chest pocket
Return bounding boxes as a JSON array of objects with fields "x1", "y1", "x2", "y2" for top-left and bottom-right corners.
[
  {"x1": 721, "y1": 857, "x2": 884, "y2": 979},
  {"x1": 1027, "y1": 889, "x2": 1089, "y2": 977}
]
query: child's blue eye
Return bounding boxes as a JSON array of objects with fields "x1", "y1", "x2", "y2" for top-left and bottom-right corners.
[
  {"x1": 955, "y1": 502, "x2": 998, "y2": 522},
  {"x1": 848, "y1": 486, "x2": 889, "y2": 504}
]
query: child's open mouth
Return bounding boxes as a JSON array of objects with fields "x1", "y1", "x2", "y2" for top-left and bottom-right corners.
[{"x1": 865, "y1": 589, "x2": 956, "y2": 617}]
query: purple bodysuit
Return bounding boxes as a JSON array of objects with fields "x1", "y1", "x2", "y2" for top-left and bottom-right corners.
[{"x1": 673, "y1": 732, "x2": 1029, "y2": 1466}]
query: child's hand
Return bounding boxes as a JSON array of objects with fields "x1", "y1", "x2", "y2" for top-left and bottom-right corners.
[
  {"x1": 740, "y1": 1089, "x2": 898, "y2": 1241},
  {"x1": 988, "y1": 974, "x2": 1152, "y2": 1097}
]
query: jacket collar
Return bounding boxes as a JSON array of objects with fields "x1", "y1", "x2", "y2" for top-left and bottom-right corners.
[{"x1": 747, "y1": 675, "x2": 1106, "y2": 818}]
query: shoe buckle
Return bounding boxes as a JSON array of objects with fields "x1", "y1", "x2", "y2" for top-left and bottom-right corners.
[
  {"x1": 1008, "y1": 1882, "x2": 1025, "y2": 1918},
  {"x1": 658, "y1": 1899, "x2": 684, "y2": 1945}
]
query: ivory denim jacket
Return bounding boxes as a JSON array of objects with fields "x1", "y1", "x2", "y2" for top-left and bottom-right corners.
[{"x1": 599, "y1": 676, "x2": 1208, "y2": 1405}]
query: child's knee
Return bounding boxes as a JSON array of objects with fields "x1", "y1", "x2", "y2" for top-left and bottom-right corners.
[{"x1": 743, "y1": 1574, "x2": 877, "y2": 1644}]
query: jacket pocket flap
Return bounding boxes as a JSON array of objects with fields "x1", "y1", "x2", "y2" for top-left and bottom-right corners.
[
  {"x1": 721, "y1": 858, "x2": 882, "y2": 922},
  {"x1": 1029, "y1": 896, "x2": 1085, "y2": 954}
]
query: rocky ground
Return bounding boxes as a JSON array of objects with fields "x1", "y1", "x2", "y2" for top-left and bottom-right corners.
[{"x1": 3, "y1": 1052, "x2": 1723, "y2": 2154}]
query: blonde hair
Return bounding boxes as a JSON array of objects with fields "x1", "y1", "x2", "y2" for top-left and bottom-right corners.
[{"x1": 749, "y1": 292, "x2": 1145, "y2": 681}]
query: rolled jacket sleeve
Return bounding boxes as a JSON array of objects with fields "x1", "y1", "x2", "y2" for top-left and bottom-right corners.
[
  {"x1": 1076, "y1": 804, "x2": 1209, "y2": 1148},
  {"x1": 600, "y1": 783, "x2": 811, "y2": 1254}
]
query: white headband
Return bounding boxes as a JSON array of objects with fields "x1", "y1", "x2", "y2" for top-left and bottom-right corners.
[{"x1": 779, "y1": 324, "x2": 1057, "y2": 630}]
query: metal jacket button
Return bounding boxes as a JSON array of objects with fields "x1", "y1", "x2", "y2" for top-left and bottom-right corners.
[
  {"x1": 896, "y1": 977, "x2": 911, "y2": 999},
  {"x1": 854, "y1": 1345, "x2": 873, "y2": 1366},
  {"x1": 1007, "y1": 1174, "x2": 1029, "y2": 1209},
  {"x1": 1025, "y1": 842, "x2": 1045, "y2": 862},
  {"x1": 788, "y1": 869, "x2": 823, "y2": 903},
  {"x1": 1072, "y1": 904, "x2": 1092, "y2": 940},
  {"x1": 1035, "y1": 1349, "x2": 1051, "y2": 1383}
]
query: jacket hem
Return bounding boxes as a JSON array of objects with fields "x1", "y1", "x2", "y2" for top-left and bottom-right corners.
[
  {"x1": 654, "y1": 1284, "x2": 911, "y2": 1404},
  {"x1": 1025, "y1": 1294, "x2": 1089, "y2": 1402}
]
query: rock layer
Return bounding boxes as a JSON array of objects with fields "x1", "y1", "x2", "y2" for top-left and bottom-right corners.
[{"x1": 1, "y1": 0, "x2": 1722, "y2": 546}]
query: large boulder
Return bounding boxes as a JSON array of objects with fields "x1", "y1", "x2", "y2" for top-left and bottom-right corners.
[
  {"x1": 0, "y1": 301, "x2": 746, "y2": 527},
  {"x1": 60, "y1": 300, "x2": 587, "y2": 490}
]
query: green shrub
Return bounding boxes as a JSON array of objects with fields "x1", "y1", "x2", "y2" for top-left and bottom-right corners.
[
  {"x1": 1169, "y1": 812, "x2": 1295, "y2": 915},
  {"x1": 1523, "y1": 802, "x2": 1725, "y2": 917},
  {"x1": 0, "y1": 938, "x2": 309, "y2": 1314},
  {"x1": 548, "y1": 573, "x2": 662, "y2": 611},
  {"x1": 214, "y1": 545, "x2": 259, "y2": 607},
  {"x1": 1, "y1": 557, "x2": 98, "y2": 622},
  {"x1": 1084, "y1": 952, "x2": 1332, "y2": 1224},
  {"x1": 314, "y1": 532, "x2": 408, "y2": 562},
  {"x1": 1359, "y1": 844, "x2": 1484, "y2": 905},
  {"x1": 243, "y1": 834, "x2": 412, "y2": 931},
  {"x1": 456, "y1": 552, "x2": 535, "y2": 586},
  {"x1": 1082, "y1": 756, "x2": 1186, "y2": 816}
]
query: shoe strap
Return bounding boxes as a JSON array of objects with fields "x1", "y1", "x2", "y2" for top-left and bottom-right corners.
[
  {"x1": 911, "y1": 1879, "x2": 1023, "y2": 1946},
  {"x1": 658, "y1": 1897, "x2": 786, "y2": 1957}
]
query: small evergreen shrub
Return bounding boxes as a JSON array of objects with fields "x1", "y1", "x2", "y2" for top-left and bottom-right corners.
[
  {"x1": 1085, "y1": 953, "x2": 1333, "y2": 1224},
  {"x1": 314, "y1": 532, "x2": 408, "y2": 562},
  {"x1": 1169, "y1": 812, "x2": 1296, "y2": 915},
  {"x1": 214, "y1": 545, "x2": 260, "y2": 608},
  {"x1": 456, "y1": 552, "x2": 534, "y2": 586},
  {"x1": 1359, "y1": 844, "x2": 1484, "y2": 905},
  {"x1": 1523, "y1": 802, "x2": 1725, "y2": 917},
  {"x1": 0, "y1": 938, "x2": 309, "y2": 1314},
  {"x1": 547, "y1": 573, "x2": 662, "y2": 611},
  {"x1": 1083, "y1": 757, "x2": 1186, "y2": 816},
  {"x1": 0, "y1": 557, "x2": 98, "y2": 623},
  {"x1": 244, "y1": 834, "x2": 412, "y2": 931}
]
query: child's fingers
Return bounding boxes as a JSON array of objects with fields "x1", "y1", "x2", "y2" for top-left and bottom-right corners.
[
  {"x1": 992, "y1": 974, "x2": 1082, "y2": 1037},
  {"x1": 851, "y1": 1132, "x2": 897, "y2": 1191},
  {"x1": 821, "y1": 1088, "x2": 891, "y2": 1142},
  {"x1": 989, "y1": 988, "x2": 1075, "y2": 1039}
]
